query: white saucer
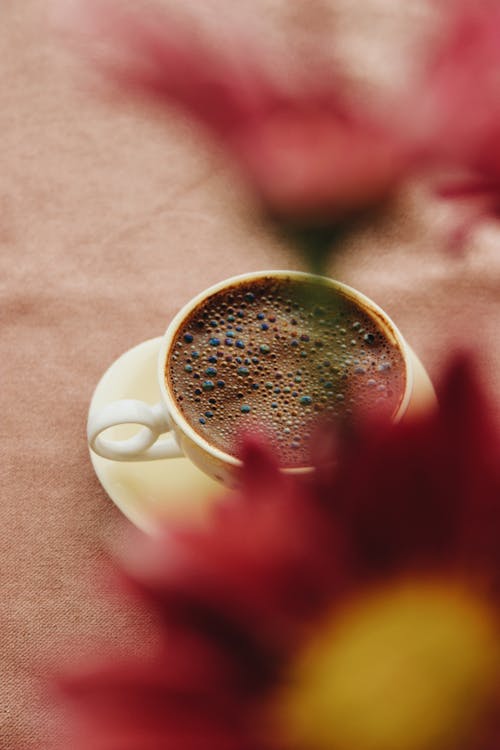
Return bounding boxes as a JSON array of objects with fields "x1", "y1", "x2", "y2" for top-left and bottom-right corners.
[{"x1": 88, "y1": 338, "x2": 225, "y2": 532}]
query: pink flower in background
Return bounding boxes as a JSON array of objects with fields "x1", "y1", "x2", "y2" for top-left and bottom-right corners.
[
  {"x1": 58, "y1": 358, "x2": 500, "y2": 750},
  {"x1": 426, "y1": 1, "x2": 500, "y2": 170},
  {"x1": 422, "y1": 0, "x2": 500, "y2": 236},
  {"x1": 56, "y1": 0, "x2": 420, "y2": 226},
  {"x1": 56, "y1": 0, "x2": 500, "y2": 253}
]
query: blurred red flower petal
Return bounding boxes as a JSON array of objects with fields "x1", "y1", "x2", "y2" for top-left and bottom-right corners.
[
  {"x1": 57, "y1": 356, "x2": 500, "y2": 750},
  {"x1": 315, "y1": 356, "x2": 500, "y2": 582}
]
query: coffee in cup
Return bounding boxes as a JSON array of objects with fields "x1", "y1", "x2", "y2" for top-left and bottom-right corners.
[
  {"x1": 88, "y1": 271, "x2": 433, "y2": 484},
  {"x1": 166, "y1": 275, "x2": 406, "y2": 468}
]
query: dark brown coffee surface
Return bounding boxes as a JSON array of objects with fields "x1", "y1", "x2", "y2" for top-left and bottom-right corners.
[{"x1": 166, "y1": 276, "x2": 406, "y2": 467}]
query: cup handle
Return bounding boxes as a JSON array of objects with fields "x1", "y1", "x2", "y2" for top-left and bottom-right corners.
[{"x1": 87, "y1": 400, "x2": 183, "y2": 461}]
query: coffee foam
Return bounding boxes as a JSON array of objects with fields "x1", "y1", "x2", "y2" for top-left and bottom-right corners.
[{"x1": 166, "y1": 277, "x2": 405, "y2": 468}]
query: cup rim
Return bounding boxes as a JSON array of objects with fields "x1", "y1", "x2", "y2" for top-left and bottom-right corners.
[{"x1": 157, "y1": 270, "x2": 414, "y2": 469}]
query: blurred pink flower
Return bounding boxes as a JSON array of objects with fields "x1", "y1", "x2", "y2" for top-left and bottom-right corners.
[
  {"x1": 57, "y1": 358, "x2": 500, "y2": 750},
  {"x1": 55, "y1": 0, "x2": 500, "y2": 250},
  {"x1": 426, "y1": 1, "x2": 500, "y2": 167},
  {"x1": 55, "y1": 0, "x2": 421, "y2": 227},
  {"x1": 422, "y1": 0, "x2": 500, "y2": 237}
]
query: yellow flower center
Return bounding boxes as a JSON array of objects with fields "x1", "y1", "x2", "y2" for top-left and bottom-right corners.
[{"x1": 273, "y1": 580, "x2": 498, "y2": 750}]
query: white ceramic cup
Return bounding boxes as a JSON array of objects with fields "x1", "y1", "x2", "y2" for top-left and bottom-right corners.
[{"x1": 87, "y1": 271, "x2": 436, "y2": 484}]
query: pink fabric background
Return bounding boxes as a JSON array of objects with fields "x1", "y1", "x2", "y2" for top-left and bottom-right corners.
[{"x1": 1, "y1": 1, "x2": 500, "y2": 747}]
